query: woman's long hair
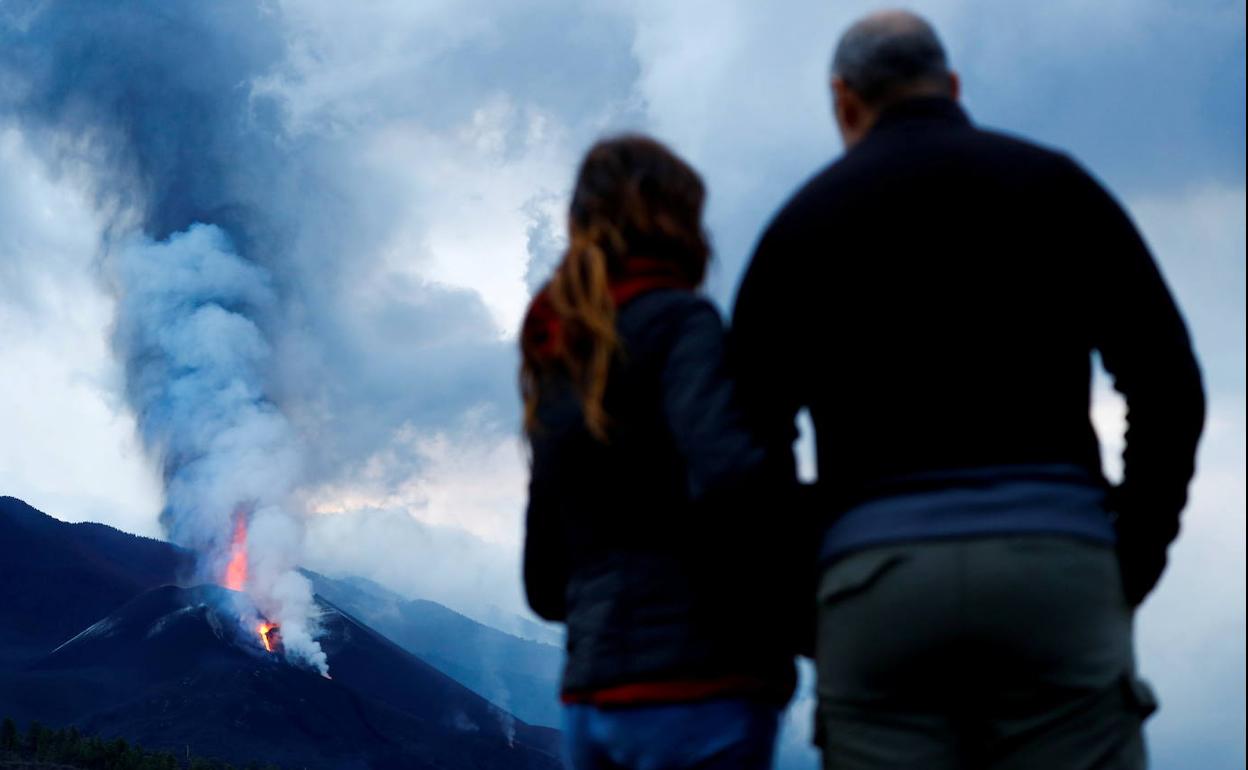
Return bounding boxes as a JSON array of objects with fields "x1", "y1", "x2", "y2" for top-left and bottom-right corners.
[{"x1": 521, "y1": 135, "x2": 710, "y2": 440}]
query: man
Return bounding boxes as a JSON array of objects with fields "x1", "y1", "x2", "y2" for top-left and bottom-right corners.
[{"x1": 731, "y1": 10, "x2": 1205, "y2": 770}]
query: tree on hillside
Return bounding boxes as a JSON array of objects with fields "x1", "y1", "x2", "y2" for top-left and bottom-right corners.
[
  {"x1": 25, "y1": 720, "x2": 47, "y2": 755},
  {"x1": 0, "y1": 716, "x2": 18, "y2": 750}
]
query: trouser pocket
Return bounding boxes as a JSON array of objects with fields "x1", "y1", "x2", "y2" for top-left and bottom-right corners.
[
  {"x1": 1121, "y1": 672, "x2": 1159, "y2": 720},
  {"x1": 814, "y1": 550, "x2": 911, "y2": 750},
  {"x1": 816, "y1": 551, "x2": 907, "y2": 604}
]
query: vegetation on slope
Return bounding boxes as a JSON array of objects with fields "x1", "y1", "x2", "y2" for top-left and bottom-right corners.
[{"x1": 0, "y1": 717, "x2": 279, "y2": 770}]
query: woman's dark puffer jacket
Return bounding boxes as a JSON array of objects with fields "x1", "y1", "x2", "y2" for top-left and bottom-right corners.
[{"x1": 523, "y1": 288, "x2": 804, "y2": 698}]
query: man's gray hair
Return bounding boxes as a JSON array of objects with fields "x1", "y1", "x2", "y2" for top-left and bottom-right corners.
[{"x1": 832, "y1": 10, "x2": 951, "y2": 106}]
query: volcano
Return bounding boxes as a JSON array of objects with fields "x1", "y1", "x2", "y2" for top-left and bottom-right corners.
[
  {"x1": 0, "y1": 497, "x2": 561, "y2": 769},
  {"x1": 9, "y1": 584, "x2": 559, "y2": 769}
]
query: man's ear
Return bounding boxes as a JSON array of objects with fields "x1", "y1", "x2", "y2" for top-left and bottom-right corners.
[
  {"x1": 948, "y1": 71, "x2": 961, "y2": 101},
  {"x1": 831, "y1": 77, "x2": 859, "y2": 130}
]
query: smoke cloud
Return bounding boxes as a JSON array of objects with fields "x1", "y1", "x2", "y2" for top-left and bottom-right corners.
[
  {"x1": 113, "y1": 224, "x2": 324, "y2": 669},
  {"x1": 0, "y1": 0, "x2": 332, "y2": 670},
  {"x1": 0, "y1": 0, "x2": 639, "y2": 666}
]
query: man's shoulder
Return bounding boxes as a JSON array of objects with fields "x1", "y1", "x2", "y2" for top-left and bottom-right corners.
[
  {"x1": 967, "y1": 124, "x2": 1107, "y2": 202},
  {"x1": 773, "y1": 124, "x2": 1081, "y2": 216},
  {"x1": 758, "y1": 159, "x2": 850, "y2": 242},
  {"x1": 966, "y1": 122, "x2": 1079, "y2": 169}
]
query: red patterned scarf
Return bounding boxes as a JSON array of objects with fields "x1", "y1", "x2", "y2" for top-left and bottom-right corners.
[{"x1": 522, "y1": 257, "x2": 697, "y2": 361}]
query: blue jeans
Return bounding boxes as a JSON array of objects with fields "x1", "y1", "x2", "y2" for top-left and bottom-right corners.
[{"x1": 563, "y1": 698, "x2": 780, "y2": 770}]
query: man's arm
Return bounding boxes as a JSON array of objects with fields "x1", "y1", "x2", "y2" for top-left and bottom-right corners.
[
  {"x1": 661, "y1": 294, "x2": 812, "y2": 655},
  {"x1": 1071, "y1": 160, "x2": 1206, "y2": 605},
  {"x1": 730, "y1": 224, "x2": 806, "y2": 479}
]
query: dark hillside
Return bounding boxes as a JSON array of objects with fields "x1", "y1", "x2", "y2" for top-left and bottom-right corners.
[
  {"x1": 0, "y1": 497, "x2": 190, "y2": 668},
  {"x1": 0, "y1": 499, "x2": 560, "y2": 769},
  {"x1": 3, "y1": 584, "x2": 559, "y2": 769},
  {"x1": 304, "y1": 571, "x2": 563, "y2": 727}
]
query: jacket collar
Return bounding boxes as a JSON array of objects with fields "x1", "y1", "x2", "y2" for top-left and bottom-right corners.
[{"x1": 869, "y1": 96, "x2": 971, "y2": 133}]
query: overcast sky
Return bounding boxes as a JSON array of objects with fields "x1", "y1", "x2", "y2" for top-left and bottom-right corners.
[{"x1": 0, "y1": 1, "x2": 1243, "y2": 766}]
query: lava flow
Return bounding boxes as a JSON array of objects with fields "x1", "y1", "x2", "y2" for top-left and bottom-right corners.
[
  {"x1": 222, "y1": 513, "x2": 249, "y2": 592},
  {"x1": 258, "y1": 622, "x2": 282, "y2": 654}
]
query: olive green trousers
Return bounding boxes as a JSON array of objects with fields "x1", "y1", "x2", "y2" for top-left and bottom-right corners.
[{"x1": 815, "y1": 536, "x2": 1156, "y2": 770}]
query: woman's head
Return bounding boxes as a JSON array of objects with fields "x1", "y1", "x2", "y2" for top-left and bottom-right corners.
[
  {"x1": 521, "y1": 135, "x2": 710, "y2": 440},
  {"x1": 567, "y1": 135, "x2": 710, "y2": 285}
]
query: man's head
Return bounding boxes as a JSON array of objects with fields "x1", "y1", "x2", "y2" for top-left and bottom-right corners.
[{"x1": 830, "y1": 10, "x2": 959, "y2": 148}]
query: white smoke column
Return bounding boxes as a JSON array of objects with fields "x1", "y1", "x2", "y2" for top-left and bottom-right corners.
[
  {"x1": 248, "y1": 506, "x2": 329, "y2": 674},
  {"x1": 113, "y1": 224, "x2": 327, "y2": 674}
]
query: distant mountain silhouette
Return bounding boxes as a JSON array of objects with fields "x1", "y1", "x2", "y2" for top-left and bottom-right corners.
[
  {"x1": 0, "y1": 497, "x2": 561, "y2": 769},
  {"x1": 305, "y1": 570, "x2": 563, "y2": 727}
]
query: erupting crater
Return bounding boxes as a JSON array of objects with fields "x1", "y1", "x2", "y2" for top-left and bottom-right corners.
[
  {"x1": 258, "y1": 622, "x2": 282, "y2": 654},
  {"x1": 218, "y1": 510, "x2": 287, "y2": 660}
]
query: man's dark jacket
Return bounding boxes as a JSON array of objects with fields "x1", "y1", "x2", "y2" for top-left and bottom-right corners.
[
  {"x1": 524, "y1": 290, "x2": 801, "y2": 696},
  {"x1": 731, "y1": 97, "x2": 1205, "y2": 604}
]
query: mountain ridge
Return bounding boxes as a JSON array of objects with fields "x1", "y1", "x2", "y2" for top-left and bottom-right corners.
[{"x1": 0, "y1": 496, "x2": 561, "y2": 769}]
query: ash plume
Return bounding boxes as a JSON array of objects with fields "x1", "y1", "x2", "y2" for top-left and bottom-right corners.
[
  {"x1": 1, "y1": 0, "x2": 640, "y2": 643},
  {"x1": 0, "y1": 0, "x2": 326, "y2": 671}
]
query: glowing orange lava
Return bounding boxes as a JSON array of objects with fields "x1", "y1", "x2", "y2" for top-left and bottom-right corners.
[
  {"x1": 258, "y1": 623, "x2": 279, "y2": 653},
  {"x1": 223, "y1": 515, "x2": 248, "y2": 591}
]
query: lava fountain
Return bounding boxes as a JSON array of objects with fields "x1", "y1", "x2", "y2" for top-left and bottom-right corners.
[{"x1": 223, "y1": 512, "x2": 250, "y2": 593}]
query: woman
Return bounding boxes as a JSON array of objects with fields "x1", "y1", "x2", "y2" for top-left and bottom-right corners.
[{"x1": 520, "y1": 135, "x2": 801, "y2": 769}]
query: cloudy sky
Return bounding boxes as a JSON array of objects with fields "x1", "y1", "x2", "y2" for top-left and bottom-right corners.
[{"x1": 0, "y1": 0, "x2": 1243, "y2": 765}]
